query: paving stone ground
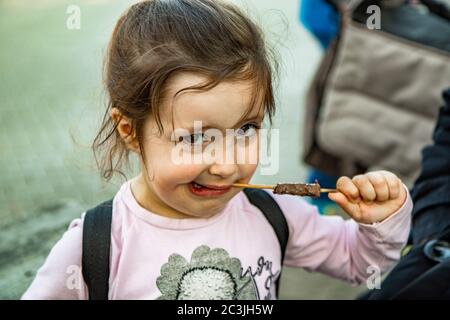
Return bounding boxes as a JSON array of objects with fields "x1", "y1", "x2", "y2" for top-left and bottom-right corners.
[{"x1": 0, "y1": 0, "x2": 365, "y2": 299}]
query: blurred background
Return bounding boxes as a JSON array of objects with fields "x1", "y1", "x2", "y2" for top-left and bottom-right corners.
[{"x1": 0, "y1": 0, "x2": 365, "y2": 299}]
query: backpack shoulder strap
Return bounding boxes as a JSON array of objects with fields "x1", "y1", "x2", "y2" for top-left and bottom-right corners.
[
  {"x1": 243, "y1": 188, "x2": 289, "y2": 257},
  {"x1": 243, "y1": 188, "x2": 290, "y2": 297},
  {"x1": 82, "y1": 199, "x2": 113, "y2": 300}
]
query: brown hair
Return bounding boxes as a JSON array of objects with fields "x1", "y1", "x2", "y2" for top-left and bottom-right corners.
[{"x1": 93, "y1": 0, "x2": 278, "y2": 181}]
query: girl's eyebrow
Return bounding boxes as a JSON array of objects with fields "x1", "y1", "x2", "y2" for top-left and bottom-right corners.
[
  {"x1": 232, "y1": 114, "x2": 264, "y2": 128},
  {"x1": 182, "y1": 115, "x2": 264, "y2": 132}
]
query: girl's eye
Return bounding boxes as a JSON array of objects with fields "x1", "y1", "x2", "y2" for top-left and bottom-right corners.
[
  {"x1": 182, "y1": 133, "x2": 206, "y2": 145},
  {"x1": 236, "y1": 123, "x2": 259, "y2": 138}
]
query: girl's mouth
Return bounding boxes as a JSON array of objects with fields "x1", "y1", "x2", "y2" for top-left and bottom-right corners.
[{"x1": 188, "y1": 181, "x2": 232, "y2": 196}]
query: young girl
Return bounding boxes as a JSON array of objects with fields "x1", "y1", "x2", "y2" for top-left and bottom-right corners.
[{"x1": 22, "y1": 0, "x2": 412, "y2": 300}]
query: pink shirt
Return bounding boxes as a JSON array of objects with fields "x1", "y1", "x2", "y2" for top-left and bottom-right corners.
[{"x1": 22, "y1": 180, "x2": 412, "y2": 300}]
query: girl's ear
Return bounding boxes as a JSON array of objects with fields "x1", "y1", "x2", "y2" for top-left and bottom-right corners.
[{"x1": 111, "y1": 107, "x2": 140, "y2": 153}]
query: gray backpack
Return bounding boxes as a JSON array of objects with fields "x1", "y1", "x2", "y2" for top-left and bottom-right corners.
[{"x1": 303, "y1": 0, "x2": 450, "y2": 186}]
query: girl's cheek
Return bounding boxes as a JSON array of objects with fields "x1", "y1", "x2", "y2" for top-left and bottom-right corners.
[
  {"x1": 170, "y1": 164, "x2": 204, "y2": 182},
  {"x1": 244, "y1": 163, "x2": 258, "y2": 178},
  {"x1": 235, "y1": 138, "x2": 259, "y2": 165}
]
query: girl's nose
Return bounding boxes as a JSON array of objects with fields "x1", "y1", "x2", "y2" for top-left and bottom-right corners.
[{"x1": 208, "y1": 162, "x2": 238, "y2": 179}]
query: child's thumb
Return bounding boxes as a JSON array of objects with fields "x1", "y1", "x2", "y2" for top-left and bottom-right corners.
[{"x1": 328, "y1": 192, "x2": 355, "y2": 215}]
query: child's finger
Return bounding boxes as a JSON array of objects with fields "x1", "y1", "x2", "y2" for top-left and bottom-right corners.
[
  {"x1": 352, "y1": 174, "x2": 376, "y2": 202},
  {"x1": 336, "y1": 176, "x2": 360, "y2": 202},
  {"x1": 367, "y1": 172, "x2": 389, "y2": 202},
  {"x1": 378, "y1": 170, "x2": 401, "y2": 200}
]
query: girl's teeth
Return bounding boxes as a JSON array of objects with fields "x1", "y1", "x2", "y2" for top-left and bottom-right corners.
[{"x1": 193, "y1": 182, "x2": 203, "y2": 189}]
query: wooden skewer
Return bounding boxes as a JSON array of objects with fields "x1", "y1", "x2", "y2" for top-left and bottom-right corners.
[
  {"x1": 232, "y1": 183, "x2": 337, "y2": 193},
  {"x1": 232, "y1": 183, "x2": 275, "y2": 189},
  {"x1": 319, "y1": 188, "x2": 338, "y2": 193}
]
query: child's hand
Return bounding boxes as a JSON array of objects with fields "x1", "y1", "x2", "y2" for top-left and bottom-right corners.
[{"x1": 328, "y1": 171, "x2": 407, "y2": 224}]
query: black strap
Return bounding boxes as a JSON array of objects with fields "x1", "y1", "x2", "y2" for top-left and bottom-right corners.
[
  {"x1": 82, "y1": 199, "x2": 113, "y2": 300},
  {"x1": 243, "y1": 188, "x2": 290, "y2": 297},
  {"x1": 82, "y1": 190, "x2": 289, "y2": 300}
]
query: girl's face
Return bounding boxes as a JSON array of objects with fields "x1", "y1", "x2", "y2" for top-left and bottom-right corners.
[{"x1": 134, "y1": 73, "x2": 265, "y2": 219}]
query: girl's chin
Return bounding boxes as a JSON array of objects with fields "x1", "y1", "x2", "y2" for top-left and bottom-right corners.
[{"x1": 183, "y1": 199, "x2": 230, "y2": 218}]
